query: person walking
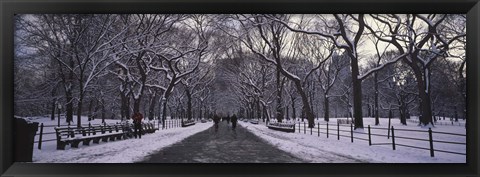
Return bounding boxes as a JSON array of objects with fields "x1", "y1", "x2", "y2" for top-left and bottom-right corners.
[
  {"x1": 132, "y1": 111, "x2": 144, "y2": 139},
  {"x1": 213, "y1": 115, "x2": 220, "y2": 132},
  {"x1": 231, "y1": 114, "x2": 237, "y2": 129}
]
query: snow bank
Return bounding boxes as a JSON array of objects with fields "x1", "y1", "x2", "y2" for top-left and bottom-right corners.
[{"x1": 239, "y1": 117, "x2": 466, "y2": 163}]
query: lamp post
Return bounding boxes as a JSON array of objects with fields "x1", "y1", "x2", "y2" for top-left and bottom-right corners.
[{"x1": 57, "y1": 103, "x2": 62, "y2": 127}]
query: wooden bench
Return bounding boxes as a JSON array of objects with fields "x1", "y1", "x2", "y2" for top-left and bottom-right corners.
[
  {"x1": 181, "y1": 120, "x2": 196, "y2": 127},
  {"x1": 55, "y1": 122, "x2": 160, "y2": 150},
  {"x1": 267, "y1": 122, "x2": 295, "y2": 132},
  {"x1": 142, "y1": 122, "x2": 159, "y2": 133},
  {"x1": 54, "y1": 123, "x2": 125, "y2": 150}
]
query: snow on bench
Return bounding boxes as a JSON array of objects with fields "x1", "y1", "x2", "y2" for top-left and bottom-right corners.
[
  {"x1": 54, "y1": 122, "x2": 158, "y2": 150},
  {"x1": 181, "y1": 119, "x2": 196, "y2": 127},
  {"x1": 54, "y1": 124, "x2": 124, "y2": 150},
  {"x1": 267, "y1": 122, "x2": 296, "y2": 133}
]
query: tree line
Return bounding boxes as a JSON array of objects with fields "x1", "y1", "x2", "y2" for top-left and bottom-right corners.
[{"x1": 14, "y1": 14, "x2": 466, "y2": 129}]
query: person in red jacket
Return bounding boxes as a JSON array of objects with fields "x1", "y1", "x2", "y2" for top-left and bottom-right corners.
[{"x1": 132, "y1": 111, "x2": 143, "y2": 139}]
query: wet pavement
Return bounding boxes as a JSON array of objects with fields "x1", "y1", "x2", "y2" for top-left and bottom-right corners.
[{"x1": 141, "y1": 121, "x2": 305, "y2": 163}]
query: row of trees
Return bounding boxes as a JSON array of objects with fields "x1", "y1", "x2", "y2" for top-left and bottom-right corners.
[
  {"x1": 15, "y1": 14, "x2": 220, "y2": 128},
  {"x1": 14, "y1": 14, "x2": 466, "y2": 129},
  {"x1": 216, "y1": 14, "x2": 465, "y2": 128}
]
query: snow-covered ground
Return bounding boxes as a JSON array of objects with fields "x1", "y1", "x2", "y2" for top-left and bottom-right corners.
[
  {"x1": 239, "y1": 117, "x2": 466, "y2": 163},
  {"x1": 23, "y1": 116, "x2": 211, "y2": 163},
  {"x1": 22, "y1": 115, "x2": 466, "y2": 163}
]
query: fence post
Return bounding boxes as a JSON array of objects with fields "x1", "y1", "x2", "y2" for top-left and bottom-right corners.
[
  {"x1": 310, "y1": 125, "x2": 312, "y2": 135},
  {"x1": 298, "y1": 122, "x2": 300, "y2": 133},
  {"x1": 318, "y1": 123, "x2": 320, "y2": 137},
  {"x1": 337, "y1": 122, "x2": 340, "y2": 140},
  {"x1": 368, "y1": 125, "x2": 371, "y2": 146},
  {"x1": 350, "y1": 123, "x2": 353, "y2": 143},
  {"x1": 391, "y1": 126, "x2": 396, "y2": 150},
  {"x1": 304, "y1": 122, "x2": 306, "y2": 134},
  {"x1": 387, "y1": 125, "x2": 390, "y2": 139},
  {"x1": 429, "y1": 128, "x2": 434, "y2": 157},
  {"x1": 327, "y1": 123, "x2": 329, "y2": 138},
  {"x1": 88, "y1": 123, "x2": 92, "y2": 136},
  {"x1": 38, "y1": 123, "x2": 44, "y2": 150}
]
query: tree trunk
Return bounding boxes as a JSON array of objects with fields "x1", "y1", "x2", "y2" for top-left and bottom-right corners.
[
  {"x1": 292, "y1": 80, "x2": 315, "y2": 128},
  {"x1": 65, "y1": 58, "x2": 75, "y2": 124},
  {"x1": 454, "y1": 106, "x2": 458, "y2": 122},
  {"x1": 198, "y1": 101, "x2": 203, "y2": 120},
  {"x1": 185, "y1": 89, "x2": 193, "y2": 120},
  {"x1": 120, "y1": 92, "x2": 126, "y2": 120},
  {"x1": 415, "y1": 69, "x2": 433, "y2": 126},
  {"x1": 399, "y1": 95, "x2": 407, "y2": 125},
  {"x1": 351, "y1": 56, "x2": 364, "y2": 129},
  {"x1": 276, "y1": 68, "x2": 284, "y2": 123},
  {"x1": 203, "y1": 104, "x2": 207, "y2": 119},
  {"x1": 76, "y1": 62, "x2": 86, "y2": 128},
  {"x1": 250, "y1": 101, "x2": 255, "y2": 119},
  {"x1": 374, "y1": 73, "x2": 380, "y2": 125},
  {"x1": 88, "y1": 99, "x2": 93, "y2": 121},
  {"x1": 291, "y1": 97, "x2": 296, "y2": 120},
  {"x1": 286, "y1": 106, "x2": 289, "y2": 121},
  {"x1": 93, "y1": 99, "x2": 100, "y2": 120},
  {"x1": 366, "y1": 96, "x2": 371, "y2": 117},
  {"x1": 157, "y1": 98, "x2": 162, "y2": 120},
  {"x1": 162, "y1": 96, "x2": 169, "y2": 128},
  {"x1": 51, "y1": 98, "x2": 56, "y2": 121},
  {"x1": 126, "y1": 95, "x2": 131, "y2": 120},
  {"x1": 309, "y1": 84, "x2": 314, "y2": 120},
  {"x1": 256, "y1": 99, "x2": 261, "y2": 120},
  {"x1": 65, "y1": 89, "x2": 73, "y2": 123},
  {"x1": 101, "y1": 98, "x2": 105, "y2": 123},
  {"x1": 76, "y1": 91, "x2": 84, "y2": 128},
  {"x1": 324, "y1": 95, "x2": 329, "y2": 122},
  {"x1": 133, "y1": 97, "x2": 141, "y2": 115},
  {"x1": 148, "y1": 92, "x2": 158, "y2": 120},
  {"x1": 50, "y1": 86, "x2": 57, "y2": 121}
]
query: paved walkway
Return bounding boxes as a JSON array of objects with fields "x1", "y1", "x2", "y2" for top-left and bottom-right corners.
[{"x1": 141, "y1": 121, "x2": 305, "y2": 163}]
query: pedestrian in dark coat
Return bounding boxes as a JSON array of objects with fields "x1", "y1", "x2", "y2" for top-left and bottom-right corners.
[
  {"x1": 213, "y1": 115, "x2": 220, "y2": 132},
  {"x1": 132, "y1": 111, "x2": 143, "y2": 139},
  {"x1": 231, "y1": 114, "x2": 238, "y2": 129}
]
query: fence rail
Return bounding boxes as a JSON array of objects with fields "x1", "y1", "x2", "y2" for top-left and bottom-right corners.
[
  {"x1": 407, "y1": 119, "x2": 465, "y2": 127},
  {"x1": 286, "y1": 121, "x2": 466, "y2": 157}
]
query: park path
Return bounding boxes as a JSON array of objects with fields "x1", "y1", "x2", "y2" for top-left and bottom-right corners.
[{"x1": 140, "y1": 121, "x2": 305, "y2": 163}]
